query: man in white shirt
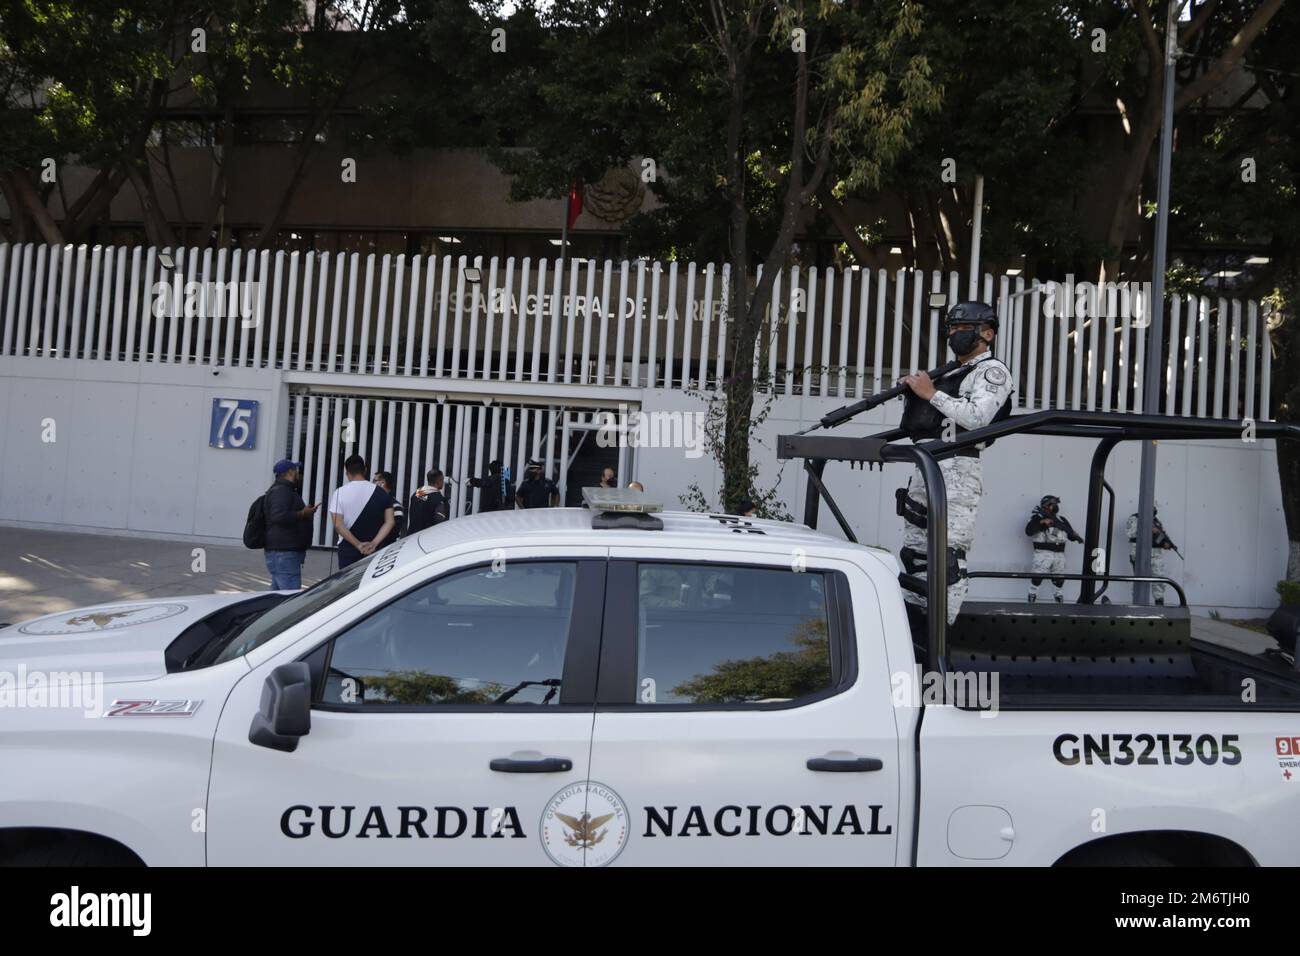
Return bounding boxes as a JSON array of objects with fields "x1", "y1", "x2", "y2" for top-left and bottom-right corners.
[{"x1": 329, "y1": 455, "x2": 396, "y2": 569}]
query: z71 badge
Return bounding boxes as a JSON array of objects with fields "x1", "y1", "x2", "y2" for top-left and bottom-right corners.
[{"x1": 105, "y1": 699, "x2": 203, "y2": 717}]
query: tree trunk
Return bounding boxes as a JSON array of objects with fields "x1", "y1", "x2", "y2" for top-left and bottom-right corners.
[
  {"x1": 4, "y1": 170, "x2": 65, "y2": 244},
  {"x1": 125, "y1": 161, "x2": 177, "y2": 248}
]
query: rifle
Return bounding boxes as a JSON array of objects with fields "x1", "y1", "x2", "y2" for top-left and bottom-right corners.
[
  {"x1": 796, "y1": 359, "x2": 963, "y2": 435},
  {"x1": 1153, "y1": 525, "x2": 1183, "y2": 560}
]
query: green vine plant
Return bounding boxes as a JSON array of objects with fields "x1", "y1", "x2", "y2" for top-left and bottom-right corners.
[{"x1": 678, "y1": 362, "x2": 856, "y2": 521}]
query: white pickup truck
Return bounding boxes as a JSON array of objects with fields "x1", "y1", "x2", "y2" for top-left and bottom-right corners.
[{"x1": 1, "y1": 494, "x2": 1298, "y2": 867}]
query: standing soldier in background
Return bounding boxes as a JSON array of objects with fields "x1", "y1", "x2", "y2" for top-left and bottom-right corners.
[
  {"x1": 517, "y1": 459, "x2": 560, "y2": 509},
  {"x1": 1024, "y1": 494, "x2": 1083, "y2": 603},
  {"x1": 1126, "y1": 505, "x2": 1178, "y2": 606},
  {"x1": 896, "y1": 302, "x2": 1014, "y2": 624}
]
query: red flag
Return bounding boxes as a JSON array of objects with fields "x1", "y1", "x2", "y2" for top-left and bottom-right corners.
[{"x1": 566, "y1": 179, "x2": 583, "y2": 230}]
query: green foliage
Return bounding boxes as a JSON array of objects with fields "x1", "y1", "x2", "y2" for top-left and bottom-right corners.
[
  {"x1": 361, "y1": 669, "x2": 505, "y2": 705},
  {"x1": 1278, "y1": 580, "x2": 1300, "y2": 607},
  {"x1": 678, "y1": 372, "x2": 792, "y2": 520},
  {"x1": 670, "y1": 618, "x2": 831, "y2": 703}
]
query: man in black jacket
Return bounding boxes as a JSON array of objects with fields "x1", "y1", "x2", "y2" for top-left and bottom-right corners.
[
  {"x1": 264, "y1": 459, "x2": 318, "y2": 590},
  {"x1": 407, "y1": 469, "x2": 449, "y2": 534}
]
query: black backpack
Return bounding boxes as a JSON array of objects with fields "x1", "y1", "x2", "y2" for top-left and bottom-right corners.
[{"x1": 243, "y1": 493, "x2": 268, "y2": 549}]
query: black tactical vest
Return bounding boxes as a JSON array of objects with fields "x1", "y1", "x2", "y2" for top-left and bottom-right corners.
[{"x1": 900, "y1": 362, "x2": 1012, "y2": 445}]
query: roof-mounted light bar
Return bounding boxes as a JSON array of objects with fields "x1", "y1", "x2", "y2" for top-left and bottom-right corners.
[{"x1": 583, "y1": 487, "x2": 664, "y2": 530}]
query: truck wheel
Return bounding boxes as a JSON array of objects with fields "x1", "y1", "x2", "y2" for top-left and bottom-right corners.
[
  {"x1": 1064, "y1": 842, "x2": 1173, "y2": 867},
  {"x1": 2, "y1": 838, "x2": 141, "y2": 867}
]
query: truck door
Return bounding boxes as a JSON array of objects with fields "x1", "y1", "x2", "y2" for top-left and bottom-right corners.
[
  {"x1": 207, "y1": 550, "x2": 606, "y2": 866},
  {"x1": 584, "y1": 552, "x2": 901, "y2": 866}
]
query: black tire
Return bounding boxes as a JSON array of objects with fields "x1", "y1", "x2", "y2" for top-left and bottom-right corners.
[
  {"x1": 2, "y1": 838, "x2": 141, "y2": 867},
  {"x1": 1064, "y1": 842, "x2": 1174, "y2": 867}
]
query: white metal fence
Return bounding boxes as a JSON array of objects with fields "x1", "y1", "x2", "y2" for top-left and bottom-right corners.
[{"x1": 0, "y1": 241, "x2": 1274, "y2": 419}]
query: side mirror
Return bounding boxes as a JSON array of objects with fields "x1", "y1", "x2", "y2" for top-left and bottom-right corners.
[{"x1": 248, "y1": 661, "x2": 312, "y2": 752}]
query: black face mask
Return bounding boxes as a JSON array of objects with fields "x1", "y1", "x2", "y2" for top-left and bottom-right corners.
[{"x1": 948, "y1": 329, "x2": 982, "y2": 356}]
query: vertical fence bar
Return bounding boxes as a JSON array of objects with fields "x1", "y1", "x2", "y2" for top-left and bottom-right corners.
[
  {"x1": 646, "y1": 262, "x2": 661, "y2": 388},
  {"x1": 436, "y1": 255, "x2": 454, "y2": 378},
  {"x1": 1, "y1": 244, "x2": 20, "y2": 356},
  {"x1": 819, "y1": 267, "x2": 835, "y2": 395},
  {"x1": 529, "y1": 260, "x2": 546, "y2": 383},
  {"x1": 698, "y1": 263, "x2": 714, "y2": 391},
  {"x1": 84, "y1": 246, "x2": 103, "y2": 361},
  {"x1": 1025, "y1": 283, "x2": 1041, "y2": 411},
  {"x1": 281, "y1": 251, "x2": 299, "y2": 370},
  {"x1": 421, "y1": 255, "x2": 437, "y2": 377},
  {"x1": 549, "y1": 259, "x2": 564, "y2": 384},
  {"x1": 890, "y1": 269, "x2": 905, "y2": 387},
  {"x1": 854, "y1": 268, "x2": 869, "y2": 398},
  {"x1": 386, "y1": 254, "x2": 403, "y2": 376},
  {"x1": 497, "y1": 257, "x2": 514, "y2": 381},
  {"x1": 629, "y1": 261, "x2": 646, "y2": 387},
  {"x1": 452, "y1": 256, "x2": 467, "y2": 379},
  {"x1": 785, "y1": 266, "x2": 801, "y2": 393},
  {"x1": 402, "y1": 255, "x2": 420, "y2": 377},
  {"x1": 466, "y1": 256, "x2": 484, "y2": 379},
  {"x1": 1245, "y1": 300, "x2": 1258, "y2": 421},
  {"x1": 1181, "y1": 295, "x2": 1196, "y2": 417},
  {"x1": 801, "y1": 267, "x2": 817, "y2": 394},
  {"x1": 360, "y1": 253, "x2": 378, "y2": 375},
  {"x1": 872, "y1": 269, "x2": 887, "y2": 397},
  {"x1": 1196, "y1": 296, "x2": 1209, "y2": 417},
  {"x1": 1165, "y1": 294, "x2": 1181, "y2": 414},
  {"x1": 1213, "y1": 297, "x2": 1227, "y2": 420}
]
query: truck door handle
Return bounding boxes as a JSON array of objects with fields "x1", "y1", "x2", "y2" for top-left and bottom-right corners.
[
  {"x1": 806, "y1": 756, "x2": 883, "y2": 773},
  {"x1": 489, "y1": 757, "x2": 574, "y2": 773}
]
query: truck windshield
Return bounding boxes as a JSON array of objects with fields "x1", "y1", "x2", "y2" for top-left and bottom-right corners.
[{"x1": 212, "y1": 561, "x2": 370, "y2": 665}]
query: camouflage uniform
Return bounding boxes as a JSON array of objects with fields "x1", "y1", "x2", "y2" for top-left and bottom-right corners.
[
  {"x1": 1025, "y1": 504, "x2": 1081, "y2": 602},
  {"x1": 1125, "y1": 512, "x2": 1169, "y2": 604},
  {"x1": 901, "y1": 352, "x2": 1015, "y2": 624}
]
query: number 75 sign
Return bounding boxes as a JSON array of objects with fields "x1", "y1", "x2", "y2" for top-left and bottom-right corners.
[{"x1": 209, "y1": 398, "x2": 259, "y2": 450}]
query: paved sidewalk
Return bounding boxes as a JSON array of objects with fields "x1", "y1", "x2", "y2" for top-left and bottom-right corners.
[{"x1": 0, "y1": 528, "x2": 331, "y2": 625}]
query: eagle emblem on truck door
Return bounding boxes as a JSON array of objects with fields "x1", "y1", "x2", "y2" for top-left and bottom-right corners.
[{"x1": 556, "y1": 811, "x2": 616, "y2": 849}]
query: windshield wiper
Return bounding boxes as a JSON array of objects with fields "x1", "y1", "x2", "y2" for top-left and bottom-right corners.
[{"x1": 494, "y1": 678, "x2": 561, "y2": 704}]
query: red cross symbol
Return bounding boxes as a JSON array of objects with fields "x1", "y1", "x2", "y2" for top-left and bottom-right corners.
[{"x1": 1285, "y1": 770, "x2": 1293, "y2": 781}]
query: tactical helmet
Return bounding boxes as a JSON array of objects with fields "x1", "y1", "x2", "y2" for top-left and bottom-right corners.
[
  {"x1": 944, "y1": 301, "x2": 998, "y2": 332},
  {"x1": 1040, "y1": 494, "x2": 1060, "y2": 510}
]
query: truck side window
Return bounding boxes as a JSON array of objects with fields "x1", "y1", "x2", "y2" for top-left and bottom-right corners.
[
  {"x1": 320, "y1": 561, "x2": 576, "y2": 707},
  {"x1": 636, "y1": 564, "x2": 834, "y2": 705}
]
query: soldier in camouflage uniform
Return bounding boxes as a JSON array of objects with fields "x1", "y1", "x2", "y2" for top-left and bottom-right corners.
[
  {"x1": 898, "y1": 302, "x2": 1015, "y2": 624},
  {"x1": 1125, "y1": 506, "x2": 1177, "y2": 605},
  {"x1": 1025, "y1": 494, "x2": 1083, "y2": 603}
]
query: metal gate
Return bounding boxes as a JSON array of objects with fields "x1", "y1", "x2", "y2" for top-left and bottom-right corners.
[{"x1": 285, "y1": 388, "x2": 636, "y2": 547}]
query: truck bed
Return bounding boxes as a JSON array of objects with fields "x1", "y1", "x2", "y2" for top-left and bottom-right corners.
[{"x1": 944, "y1": 601, "x2": 1300, "y2": 711}]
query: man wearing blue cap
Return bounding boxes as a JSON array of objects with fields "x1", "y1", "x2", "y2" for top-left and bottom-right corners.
[{"x1": 265, "y1": 459, "x2": 318, "y2": 590}]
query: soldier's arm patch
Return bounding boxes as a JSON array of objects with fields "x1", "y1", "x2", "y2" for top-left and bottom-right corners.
[{"x1": 982, "y1": 364, "x2": 1008, "y2": 386}]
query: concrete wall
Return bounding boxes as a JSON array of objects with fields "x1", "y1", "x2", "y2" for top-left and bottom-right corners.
[{"x1": 0, "y1": 356, "x2": 287, "y2": 545}]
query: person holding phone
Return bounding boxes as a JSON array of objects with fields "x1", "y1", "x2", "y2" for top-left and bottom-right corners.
[{"x1": 264, "y1": 459, "x2": 319, "y2": 590}]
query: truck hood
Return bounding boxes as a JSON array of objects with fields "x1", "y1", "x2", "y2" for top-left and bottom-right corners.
[{"x1": 0, "y1": 593, "x2": 269, "y2": 684}]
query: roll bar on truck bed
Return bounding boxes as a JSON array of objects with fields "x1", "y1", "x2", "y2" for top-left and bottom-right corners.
[{"x1": 776, "y1": 410, "x2": 1300, "y2": 681}]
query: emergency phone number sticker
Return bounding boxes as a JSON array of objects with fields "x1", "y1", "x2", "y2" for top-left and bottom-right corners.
[{"x1": 1053, "y1": 733, "x2": 1242, "y2": 767}]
